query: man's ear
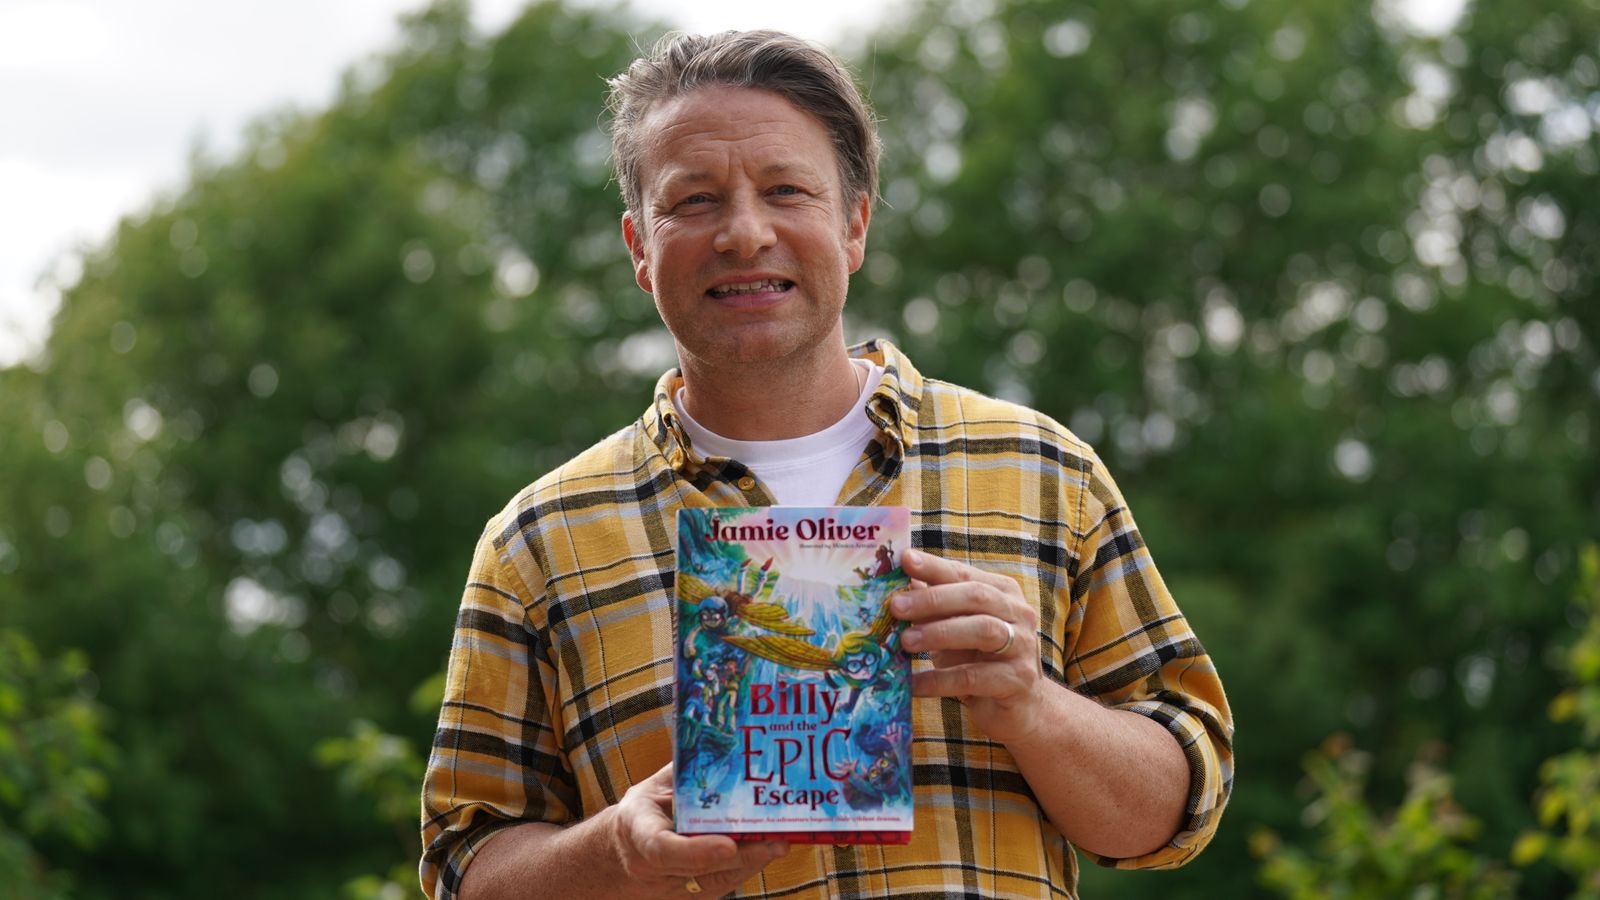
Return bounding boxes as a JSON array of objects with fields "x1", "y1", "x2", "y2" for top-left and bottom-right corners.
[
  {"x1": 844, "y1": 191, "x2": 872, "y2": 274},
  {"x1": 622, "y1": 213, "x2": 653, "y2": 293}
]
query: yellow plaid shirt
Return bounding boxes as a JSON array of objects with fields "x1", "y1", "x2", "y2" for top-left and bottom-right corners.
[{"x1": 420, "y1": 340, "x2": 1233, "y2": 899}]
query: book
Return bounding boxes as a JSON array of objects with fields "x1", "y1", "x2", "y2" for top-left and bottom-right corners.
[{"x1": 672, "y1": 505, "x2": 914, "y2": 844}]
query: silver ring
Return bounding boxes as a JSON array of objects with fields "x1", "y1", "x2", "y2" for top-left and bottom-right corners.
[
  {"x1": 991, "y1": 620, "x2": 1015, "y2": 655},
  {"x1": 685, "y1": 875, "x2": 704, "y2": 894}
]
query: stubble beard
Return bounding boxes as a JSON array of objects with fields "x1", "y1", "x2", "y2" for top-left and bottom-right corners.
[{"x1": 666, "y1": 300, "x2": 847, "y2": 377}]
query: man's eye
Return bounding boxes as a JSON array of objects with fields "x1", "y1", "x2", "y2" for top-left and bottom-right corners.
[
  {"x1": 772, "y1": 185, "x2": 800, "y2": 196},
  {"x1": 679, "y1": 194, "x2": 710, "y2": 207}
]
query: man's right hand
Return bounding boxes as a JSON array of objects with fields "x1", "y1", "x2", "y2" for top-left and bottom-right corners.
[
  {"x1": 611, "y1": 763, "x2": 791, "y2": 897},
  {"x1": 457, "y1": 761, "x2": 789, "y2": 899}
]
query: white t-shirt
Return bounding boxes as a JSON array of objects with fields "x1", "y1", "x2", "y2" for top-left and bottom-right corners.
[{"x1": 673, "y1": 359, "x2": 885, "y2": 506}]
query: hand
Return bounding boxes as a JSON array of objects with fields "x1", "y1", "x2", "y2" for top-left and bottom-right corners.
[
  {"x1": 610, "y1": 762, "x2": 790, "y2": 897},
  {"x1": 892, "y1": 548, "x2": 1044, "y2": 745},
  {"x1": 882, "y1": 721, "x2": 906, "y2": 745}
]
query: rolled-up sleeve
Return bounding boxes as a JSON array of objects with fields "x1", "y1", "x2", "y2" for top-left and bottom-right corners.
[
  {"x1": 1064, "y1": 453, "x2": 1234, "y2": 870},
  {"x1": 420, "y1": 517, "x2": 574, "y2": 899}
]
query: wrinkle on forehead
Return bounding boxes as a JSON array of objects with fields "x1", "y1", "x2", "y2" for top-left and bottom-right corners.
[
  {"x1": 635, "y1": 87, "x2": 838, "y2": 197},
  {"x1": 650, "y1": 109, "x2": 809, "y2": 143}
]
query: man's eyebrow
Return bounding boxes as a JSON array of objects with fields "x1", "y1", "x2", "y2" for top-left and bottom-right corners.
[
  {"x1": 664, "y1": 171, "x2": 716, "y2": 185},
  {"x1": 651, "y1": 171, "x2": 715, "y2": 197}
]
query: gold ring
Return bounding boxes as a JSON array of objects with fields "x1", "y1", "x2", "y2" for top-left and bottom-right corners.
[
  {"x1": 992, "y1": 621, "x2": 1015, "y2": 655},
  {"x1": 685, "y1": 875, "x2": 704, "y2": 894}
]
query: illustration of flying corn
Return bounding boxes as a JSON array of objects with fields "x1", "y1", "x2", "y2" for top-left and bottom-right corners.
[
  {"x1": 721, "y1": 580, "x2": 908, "y2": 683},
  {"x1": 677, "y1": 558, "x2": 815, "y2": 637}
]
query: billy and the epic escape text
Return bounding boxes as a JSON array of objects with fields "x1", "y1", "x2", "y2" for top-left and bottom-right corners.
[{"x1": 739, "y1": 680, "x2": 856, "y2": 811}]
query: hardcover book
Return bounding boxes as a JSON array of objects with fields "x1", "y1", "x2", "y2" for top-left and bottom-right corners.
[{"x1": 673, "y1": 505, "x2": 914, "y2": 844}]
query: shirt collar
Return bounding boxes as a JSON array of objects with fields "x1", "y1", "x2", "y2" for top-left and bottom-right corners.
[{"x1": 646, "y1": 338, "x2": 922, "y2": 474}]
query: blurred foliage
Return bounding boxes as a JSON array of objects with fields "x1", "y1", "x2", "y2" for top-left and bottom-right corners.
[
  {"x1": 1, "y1": 2, "x2": 656, "y2": 894},
  {"x1": 1253, "y1": 737, "x2": 1518, "y2": 898},
  {"x1": 1513, "y1": 545, "x2": 1600, "y2": 894},
  {"x1": 861, "y1": 0, "x2": 1597, "y2": 894},
  {"x1": 314, "y1": 721, "x2": 424, "y2": 845},
  {"x1": 315, "y1": 718, "x2": 427, "y2": 899},
  {"x1": 0, "y1": 630, "x2": 113, "y2": 898},
  {"x1": 0, "y1": 0, "x2": 1595, "y2": 895},
  {"x1": 1252, "y1": 546, "x2": 1600, "y2": 898},
  {"x1": 311, "y1": 675, "x2": 441, "y2": 898}
]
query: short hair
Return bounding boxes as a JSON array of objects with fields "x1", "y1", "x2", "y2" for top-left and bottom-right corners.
[{"x1": 605, "y1": 30, "x2": 881, "y2": 222}]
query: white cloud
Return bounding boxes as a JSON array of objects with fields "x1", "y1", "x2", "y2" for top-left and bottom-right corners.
[
  {"x1": 622, "y1": 0, "x2": 898, "y2": 46},
  {"x1": 0, "y1": 0, "x2": 890, "y2": 367},
  {"x1": 0, "y1": 1, "x2": 115, "y2": 71},
  {"x1": 0, "y1": 157, "x2": 146, "y2": 366}
]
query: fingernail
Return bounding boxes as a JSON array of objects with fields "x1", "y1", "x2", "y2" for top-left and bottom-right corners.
[
  {"x1": 891, "y1": 593, "x2": 911, "y2": 614},
  {"x1": 903, "y1": 548, "x2": 921, "y2": 564},
  {"x1": 902, "y1": 627, "x2": 922, "y2": 649}
]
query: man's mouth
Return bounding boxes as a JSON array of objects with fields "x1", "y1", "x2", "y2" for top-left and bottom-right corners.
[{"x1": 707, "y1": 279, "x2": 794, "y2": 298}]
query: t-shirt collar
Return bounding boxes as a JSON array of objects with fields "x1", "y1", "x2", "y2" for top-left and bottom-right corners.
[{"x1": 647, "y1": 338, "x2": 920, "y2": 474}]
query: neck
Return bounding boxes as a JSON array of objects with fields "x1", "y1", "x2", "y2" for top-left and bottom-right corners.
[{"x1": 677, "y1": 343, "x2": 862, "y2": 441}]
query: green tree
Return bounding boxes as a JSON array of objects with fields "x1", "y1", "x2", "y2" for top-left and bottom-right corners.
[
  {"x1": 0, "y1": 630, "x2": 113, "y2": 898},
  {"x1": 1252, "y1": 546, "x2": 1600, "y2": 897},
  {"x1": 1514, "y1": 545, "x2": 1600, "y2": 894},
  {"x1": 1253, "y1": 736, "x2": 1517, "y2": 899},
  {"x1": 0, "y1": 2, "x2": 661, "y2": 895},
  {"x1": 858, "y1": 0, "x2": 1597, "y2": 893},
  {"x1": 2, "y1": 0, "x2": 1595, "y2": 895}
]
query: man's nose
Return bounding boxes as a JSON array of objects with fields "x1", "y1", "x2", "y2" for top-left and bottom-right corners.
[{"x1": 712, "y1": 195, "x2": 777, "y2": 257}]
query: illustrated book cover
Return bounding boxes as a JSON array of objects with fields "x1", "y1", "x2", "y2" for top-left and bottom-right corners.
[{"x1": 672, "y1": 505, "x2": 914, "y2": 844}]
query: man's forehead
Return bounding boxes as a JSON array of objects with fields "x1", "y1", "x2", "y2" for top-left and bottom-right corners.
[
  {"x1": 643, "y1": 87, "x2": 832, "y2": 143},
  {"x1": 636, "y1": 87, "x2": 834, "y2": 172},
  {"x1": 656, "y1": 159, "x2": 823, "y2": 187}
]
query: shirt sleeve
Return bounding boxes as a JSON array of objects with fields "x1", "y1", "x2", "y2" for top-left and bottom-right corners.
[
  {"x1": 419, "y1": 517, "x2": 576, "y2": 899},
  {"x1": 1064, "y1": 452, "x2": 1234, "y2": 870}
]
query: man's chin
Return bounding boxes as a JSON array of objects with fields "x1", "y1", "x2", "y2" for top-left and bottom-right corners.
[{"x1": 679, "y1": 327, "x2": 814, "y2": 370}]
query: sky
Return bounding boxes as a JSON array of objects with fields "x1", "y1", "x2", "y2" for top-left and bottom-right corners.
[
  {"x1": 0, "y1": 0, "x2": 900, "y2": 368},
  {"x1": 0, "y1": 0, "x2": 1462, "y2": 369}
]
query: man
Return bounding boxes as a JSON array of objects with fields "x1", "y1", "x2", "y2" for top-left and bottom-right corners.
[{"x1": 421, "y1": 30, "x2": 1232, "y2": 899}]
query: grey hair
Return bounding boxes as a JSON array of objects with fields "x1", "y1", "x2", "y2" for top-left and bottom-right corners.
[{"x1": 605, "y1": 30, "x2": 881, "y2": 221}]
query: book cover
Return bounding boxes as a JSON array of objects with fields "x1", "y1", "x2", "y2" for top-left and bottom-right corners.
[{"x1": 673, "y1": 506, "x2": 914, "y2": 843}]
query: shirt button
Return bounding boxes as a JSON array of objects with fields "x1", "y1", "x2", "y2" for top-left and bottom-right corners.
[{"x1": 737, "y1": 476, "x2": 757, "y2": 491}]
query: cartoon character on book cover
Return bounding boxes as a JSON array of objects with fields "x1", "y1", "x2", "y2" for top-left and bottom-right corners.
[{"x1": 673, "y1": 506, "x2": 914, "y2": 838}]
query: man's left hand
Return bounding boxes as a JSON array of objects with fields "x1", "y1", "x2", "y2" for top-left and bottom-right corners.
[{"x1": 892, "y1": 548, "x2": 1044, "y2": 745}]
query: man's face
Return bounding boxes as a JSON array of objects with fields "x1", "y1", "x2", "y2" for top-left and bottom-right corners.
[{"x1": 622, "y1": 86, "x2": 870, "y2": 369}]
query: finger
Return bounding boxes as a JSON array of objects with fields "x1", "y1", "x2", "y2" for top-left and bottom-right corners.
[
  {"x1": 670, "y1": 841, "x2": 789, "y2": 895},
  {"x1": 688, "y1": 845, "x2": 787, "y2": 890},
  {"x1": 895, "y1": 551, "x2": 1029, "y2": 623},
  {"x1": 911, "y1": 662, "x2": 1030, "y2": 699},
  {"x1": 901, "y1": 614, "x2": 1016, "y2": 655},
  {"x1": 641, "y1": 831, "x2": 788, "y2": 877},
  {"x1": 627, "y1": 761, "x2": 677, "y2": 812},
  {"x1": 902, "y1": 548, "x2": 1017, "y2": 591},
  {"x1": 892, "y1": 579, "x2": 1027, "y2": 624},
  {"x1": 697, "y1": 839, "x2": 790, "y2": 876},
  {"x1": 627, "y1": 760, "x2": 745, "y2": 872},
  {"x1": 633, "y1": 827, "x2": 742, "y2": 875}
]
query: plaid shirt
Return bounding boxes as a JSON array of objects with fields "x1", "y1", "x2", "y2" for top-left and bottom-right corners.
[{"x1": 420, "y1": 340, "x2": 1233, "y2": 899}]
